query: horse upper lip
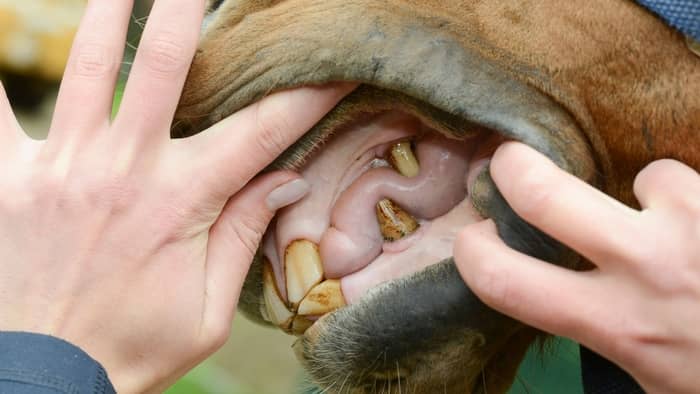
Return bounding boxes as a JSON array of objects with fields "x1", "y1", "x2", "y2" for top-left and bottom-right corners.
[{"x1": 175, "y1": 7, "x2": 591, "y2": 181}]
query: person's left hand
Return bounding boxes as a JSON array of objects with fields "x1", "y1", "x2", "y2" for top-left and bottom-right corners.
[
  {"x1": 0, "y1": 0, "x2": 353, "y2": 392},
  {"x1": 454, "y1": 142, "x2": 700, "y2": 394}
]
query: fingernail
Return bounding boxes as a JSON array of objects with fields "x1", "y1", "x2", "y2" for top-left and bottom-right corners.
[{"x1": 266, "y1": 178, "x2": 310, "y2": 211}]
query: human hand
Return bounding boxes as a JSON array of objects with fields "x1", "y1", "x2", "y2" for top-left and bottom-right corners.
[
  {"x1": 0, "y1": 0, "x2": 353, "y2": 392},
  {"x1": 454, "y1": 142, "x2": 700, "y2": 394}
]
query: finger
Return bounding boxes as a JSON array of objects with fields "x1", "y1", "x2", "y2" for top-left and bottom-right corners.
[
  {"x1": 453, "y1": 220, "x2": 606, "y2": 343},
  {"x1": 179, "y1": 83, "x2": 356, "y2": 200},
  {"x1": 633, "y1": 159, "x2": 700, "y2": 213},
  {"x1": 0, "y1": 82, "x2": 23, "y2": 143},
  {"x1": 114, "y1": 0, "x2": 207, "y2": 143},
  {"x1": 48, "y1": 0, "x2": 133, "y2": 140},
  {"x1": 202, "y1": 172, "x2": 310, "y2": 328},
  {"x1": 490, "y1": 142, "x2": 641, "y2": 266}
]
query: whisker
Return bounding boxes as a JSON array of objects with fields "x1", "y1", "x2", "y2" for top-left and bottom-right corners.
[{"x1": 337, "y1": 371, "x2": 351, "y2": 394}]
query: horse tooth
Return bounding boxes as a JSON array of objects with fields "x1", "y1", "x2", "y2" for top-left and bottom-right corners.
[
  {"x1": 291, "y1": 315, "x2": 314, "y2": 336},
  {"x1": 389, "y1": 141, "x2": 420, "y2": 177},
  {"x1": 376, "y1": 198, "x2": 419, "y2": 241},
  {"x1": 298, "y1": 279, "x2": 346, "y2": 316},
  {"x1": 262, "y1": 259, "x2": 294, "y2": 329},
  {"x1": 285, "y1": 240, "x2": 324, "y2": 307}
]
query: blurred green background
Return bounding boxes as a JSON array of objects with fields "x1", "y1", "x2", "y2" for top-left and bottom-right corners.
[{"x1": 3, "y1": 2, "x2": 584, "y2": 393}]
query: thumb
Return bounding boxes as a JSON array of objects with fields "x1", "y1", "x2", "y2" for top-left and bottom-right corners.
[
  {"x1": 201, "y1": 171, "x2": 310, "y2": 330},
  {"x1": 180, "y1": 82, "x2": 356, "y2": 201}
]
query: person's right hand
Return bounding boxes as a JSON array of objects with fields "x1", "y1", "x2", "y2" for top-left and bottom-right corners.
[{"x1": 0, "y1": 0, "x2": 353, "y2": 392}]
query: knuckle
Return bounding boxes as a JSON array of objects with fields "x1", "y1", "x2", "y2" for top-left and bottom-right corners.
[
  {"x1": 604, "y1": 318, "x2": 658, "y2": 366},
  {"x1": 200, "y1": 319, "x2": 231, "y2": 353},
  {"x1": 83, "y1": 172, "x2": 136, "y2": 211},
  {"x1": 470, "y1": 261, "x2": 516, "y2": 311},
  {"x1": 624, "y1": 240, "x2": 657, "y2": 267},
  {"x1": 455, "y1": 221, "x2": 499, "y2": 275},
  {"x1": 151, "y1": 196, "x2": 210, "y2": 241},
  {"x1": 633, "y1": 162, "x2": 664, "y2": 196},
  {"x1": 32, "y1": 167, "x2": 68, "y2": 198},
  {"x1": 634, "y1": 159, "x2": 695, "y2": 203},
  {"x1": 512, "y1": 168, "x2": 557, "y2": 219},
  {"x1": 253, "y1": 101, "x2": 293, "y2": 157},
  {"x1": 225, "y1": 213, "x2": 267, "y2": 258},
  {"x1": 72, "y1": 43, "x2": 115, "y2": 79},
  {"x1": 140, "y1": 34, "x2": 188, "y2": 77},
  {"x1": 455, "y1": 225, "x2": 487, "y2": 260}
]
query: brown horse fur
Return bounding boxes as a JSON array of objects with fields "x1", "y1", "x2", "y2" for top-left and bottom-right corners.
[{"x1": 174, "y1": 1, "x2": 700, "y2": 392}]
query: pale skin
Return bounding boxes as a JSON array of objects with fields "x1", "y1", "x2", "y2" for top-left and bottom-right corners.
[
  {"x1": 0, "y1": 1, "x2": 697, "y2": 394},
  {"x1": 0, "y1": 0, "x2": 353, "y2": 392},
  {"x1": 455, "y1": 142, "x2": 700, "y2": 394}
]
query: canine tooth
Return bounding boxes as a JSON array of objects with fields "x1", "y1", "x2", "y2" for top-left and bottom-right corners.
[
  {"x1": 291, "y1": 315, "x2": 314, "y2": 336},
  {"x1": 298, "y1": 279, "x2": 346, "y2": 316},
  {"x1": 285, "y1": 240, "x2": 324, "y2": 307},
  {"x1": 262, "y1": 260, "x2": 294, "y2": 329},
  {"x1": 376, "y1": 199, "x2": 419, "y2": 241},
  {"x1": 389, "y1": 141, "x2": 420, "y2": 177}
]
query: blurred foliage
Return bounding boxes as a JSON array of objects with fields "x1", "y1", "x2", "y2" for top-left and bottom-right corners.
[
  {"x1": 166, "y1": 359, "x2": 257, "y2": 394},
  {"x1": 510, "y1": 338, "x2": 582, "y2": 394},
  {"x1": 0, "y1": 1, "x2": 84, "y2": 80}
]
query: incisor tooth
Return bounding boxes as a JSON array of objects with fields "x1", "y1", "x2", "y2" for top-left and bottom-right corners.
[
  {"x1": 389, "y1": 141, "x2": 420, "y2": 177},
  {"x1": 298, "y1": 279, "x2": 346, "y2": 316},
  {"x1": 262, "y1": 260, "x2": 294, "y2": 329},
  {"x1": 285, "y1": 240, "x2": 324, "y2": 307},
  {"x1": 291, "y1": 315, "x2": 314, "y2": 336},
  {"x1": 376, "y1": 199, "x2": 419, "y2": 241}
]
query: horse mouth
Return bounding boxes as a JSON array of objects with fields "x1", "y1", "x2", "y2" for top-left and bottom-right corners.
[
  {"x1": 176, "y1": 57, "x2": 590, "y2": 392},
  {"x1": 259, "y1": 107, "x2": 505, "y2": 336},
  {"x1": 174, "y1": 3, "x2": 597, "y2": 390}
]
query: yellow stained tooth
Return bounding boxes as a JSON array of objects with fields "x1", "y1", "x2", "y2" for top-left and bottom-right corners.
[
  {"x1": 376, "y1": 199, "x2": 419, "y2": 242},
  {"x1": 285, "y1": 240, "x2": 324, "y2": 307},
  {"x1": 262, "y1": 260, "x2": 294, "y2": 329},
  {"x1": 298, "y1": 279, "x2": 346, "y2": 316},
  {"x1": 390, "y1": 141, "x2": 420, "y2": 178},
  {"x1": 291, "y1": 315, "x2": 314, "y2": 336}
]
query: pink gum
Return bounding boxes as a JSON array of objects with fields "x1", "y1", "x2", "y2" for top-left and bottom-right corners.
[{"x1": 320, "y1": 137, "x2": 471, "y2": 278}]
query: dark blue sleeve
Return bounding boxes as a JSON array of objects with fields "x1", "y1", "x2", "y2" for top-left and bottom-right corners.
[
  {"x1": 580, "y1": 345, "x2": 644, "y2": 394},
  {"x1": 0, "y1": 332, "x2": 116, "y2": 394}
]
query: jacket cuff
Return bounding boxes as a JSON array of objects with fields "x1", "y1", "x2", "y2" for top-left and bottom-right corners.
[{"x1": 0, "y1": 331, "x2": 116, "y2": 393}]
